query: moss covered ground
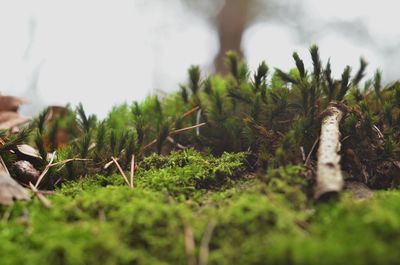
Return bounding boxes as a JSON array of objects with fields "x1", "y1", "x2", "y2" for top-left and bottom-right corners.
[
  {"x1": 1, "y1": 47, "x2": 399, "y2": 264},
  {"x1": 1, "y1": 150, "x2": 400, "y2": 265}
]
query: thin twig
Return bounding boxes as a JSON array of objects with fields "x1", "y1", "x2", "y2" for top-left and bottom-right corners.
[
  {"x1": 170, "y1": 123, "x2": 207, "y2": 136},
  {"x1": 373, "y1": 125, "x2": 384, "y2": 139},
  {"x1": 21, "y1": 183, "x2": 55, "y2": 195},
  {"x1": 29, "y1": 182, "x2": 52, "y2": 208},
  {"x1": 130, "y1": 155, "x2": 135, "y2": 188},
  {"x1": 111, "y1": 157, "x2": 131, "y2": 187},
  {"x1": 142, "y1": 139, "x2": 157, "y2": 151},
  {"x1": 341, "y1": 135, "x2": 350, "y2": 142},
  {"x1": 304, "y1": 137, "x2": 319, "y2": 165},
  {"x1": 104, "y1": 158, "x2": 117, "y2": 169},
  {"x1": 104, "y1": 121, "x2": 207, "y2": 169},
  {"x1": 183, "y1": 106, "x2": 200, "y2": 119},
  {"x1": 143, "y1": 122, "x2": 207, "y2": 151},
  {"x1": 196, "y1": 109, "x2": 202, "y2": 136},
  {"x1": 276, "y1": 119, "x2": 292, "y2": 124},
  {"x1": 167, "y1": 136, "x2": 187, "y2": 149},
  {"x1": 300, "y1": 146, "x2": 306, "y2": 162},
  {"x1": 34, "y1": 151, "x2": 56, "y2": 189},
  {"x1": 199, "y1": 220, "x2": 217, "y2": 265},
  {"x1": 103, "y1": 108, "x2": 205, "y2": 168},
  {"x1": 49, "y1": 158, "x2": 91, "y2": 167}
]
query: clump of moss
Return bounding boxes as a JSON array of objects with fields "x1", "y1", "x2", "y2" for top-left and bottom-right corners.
[
  {"x1": 60, "y1": 149, "x2": 247, "y2": 200},
  {"x1": 262, "y1": 165, "x2": 309, "y2": 209},
  {"x1": 135, "y1": 149, "x2": 247, "y2": 199},
  {"x1": 3, "y1": 163, "x2": 400, "y2": 265},
  {"x1": 0, "y1": 187, "x2": 190, "y2": 265}
]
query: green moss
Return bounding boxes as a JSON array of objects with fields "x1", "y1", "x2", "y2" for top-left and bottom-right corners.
[
  {"x1": 4, "y1": 147, "x2": 400, "y2": 265},
  {"x1": 135, "y1": 149, "x2": 247, "y2": 199},
  {"x1": 3, "y1": 174, "x2": 400, "y2": 265}
]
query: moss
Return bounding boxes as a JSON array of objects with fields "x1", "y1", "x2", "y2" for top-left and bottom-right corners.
[
  {"x1": 0, "y1": 187, "x2": 187, "y2": 265},
  {"x1": 3, "y1": 174, "x2": 400, "y2": 265},
  {"x1": 136, "y1": 149, "x2": 247, "y2": 199},
  {"x1": 263, "y1": 165, "x2": 309, "y2": 209},
  {"x1": 3, "y1": 148, "x2": 400, "y2": 265}
]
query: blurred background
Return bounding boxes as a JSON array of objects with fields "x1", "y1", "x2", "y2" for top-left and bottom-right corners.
[{"x1": 1, "y1": 0, "x2": 399, "y2": 118}]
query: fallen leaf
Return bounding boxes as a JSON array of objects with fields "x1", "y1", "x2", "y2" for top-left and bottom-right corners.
[
  {"x1": 0, "y1": 156, "x2": 30, "y2": 205},
  {"x1": 0, "y1": 96, "x2": 27, "y2": 112},
  {"x1": 0, "y1": 112, "x2": 30, "y2": 130}
]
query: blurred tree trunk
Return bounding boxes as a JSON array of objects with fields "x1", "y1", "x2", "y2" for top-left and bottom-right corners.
[{"x1": 214, "y1": 0, "x2": 251, "y2": 74}]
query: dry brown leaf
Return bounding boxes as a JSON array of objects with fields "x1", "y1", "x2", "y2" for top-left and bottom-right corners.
[
  {"x1": 0, "y1": 96, "x2": 27, "y2": 112},
  {"x1": 0, "y1": 112, "x2": 30, "y2": 130},
  {"x1": 16, "y1": 144, "x2": 42, "y2": 160},
  {"x1": 0, "y1": 156, "x2": 30, "y2": 205}
]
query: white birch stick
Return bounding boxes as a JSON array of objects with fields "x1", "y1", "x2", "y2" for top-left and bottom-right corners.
[{"x1": 315, "y1": 104, "x2": 345, "y2": 199}]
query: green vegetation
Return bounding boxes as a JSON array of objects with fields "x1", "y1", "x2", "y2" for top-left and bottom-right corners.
[
  {"x1": 1, "y1": 152, "x2": 400, "y2": 264},
  {"x1": 3, "y1": 45, "x2": 396, "y2": 190},
  {"x1": 1, "y1": 46, "x2": 400, "y2": 264}
]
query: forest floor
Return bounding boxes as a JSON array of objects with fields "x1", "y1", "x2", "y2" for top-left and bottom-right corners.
[
  {"x1": 1, "y1": 150, "x2": 400, "y2": 265},
  {"x1": 1, "y1": 47, "x2": 400, "y2": 265}
]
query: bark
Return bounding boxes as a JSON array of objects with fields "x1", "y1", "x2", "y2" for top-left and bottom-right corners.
[
  {"x1": 315, "y1": 103, "x2": 345, "y2": 199},
  {"x1": 0, "y1": 156, "x2": 30, "y2": 205},
  {"x1": 214, "y1": 0, "x2": 250, "y2": 73}
]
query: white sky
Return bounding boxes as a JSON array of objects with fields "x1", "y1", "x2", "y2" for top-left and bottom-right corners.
[{"x1": 0, "y1": 0, "x2": 399, "y2": 118}]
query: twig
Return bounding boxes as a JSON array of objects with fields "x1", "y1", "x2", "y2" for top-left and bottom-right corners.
[
  {"x1": 111, "y1": 157, "x2": 131, "y2": 187},
  {"x1": 104, "y1": 158, "x2": 117, "y2": 169},
  {"x1": 341, "y1": 135, "x2": 350, "y2": 142},
  {"x1": 183, "y1": 223, "x2": 197, "y2": 265},
  {"x1": 315, "y1": 104, "x2": 345, "y2": 199},
  {"x1": 199, "y1": 220, "x2": 217, "y2": 265},
  {"x1": 104, "y1": 120, "x2": 207, "y2": 169},
  {"x1": 103, "y1": 108, "x2": 204, "y2": 168},
  {"x1": 276, "y1": 131, "x2": 285, "y2": 138},
  {"x1": 276, "y1": 119, "x2": 292, "y2": 124},
  {"x1": 167, "y1": 136, "x2": 187, "y2": 149},
  {"x1": 34, "y1": 151, "x2": 56, "y2": 189},
  {"x1": 196, "y1": 109, "x2": 202, "y2": 136},
  {"x1": 170, "y1": 123, "x2": 206, "y2": 136},
  {"x1": 304, "y1": 137, "x2": 319, "y2": 165},
  {"x1": 183, "y1": 106, "x2": 200, "y2": 119},
  {"x1": 300, "y1": 146, "x2": 306, "y2": 162},
  {"x1": 142, "y1": 139, "x2": 157, "y2": 151},
  {"x1": 373, "y1": 125, "x2": 384, "y2": 139},
  {"x1": 29, "y1": 182, "x2": 52, "y2": 208},
  {"x1": 21, "y1": 183, "x2": 55, "y2": 195},
  {"x1": 143, "y1": 123, "x2": 207, "y2": 151},
  {"x1": 130, "y1": 155, "x2": 135, "y2": 188},
  {"x1": 49, "y1": 158, "x2": 91, "y2": 167}
]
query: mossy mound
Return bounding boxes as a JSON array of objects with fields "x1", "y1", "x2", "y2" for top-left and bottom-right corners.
[{"x1": 1, "y1": 150, "x2": 400, "y2": 265}]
